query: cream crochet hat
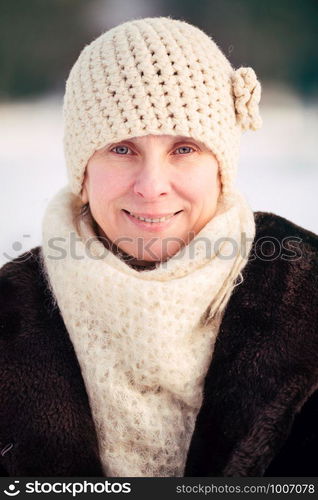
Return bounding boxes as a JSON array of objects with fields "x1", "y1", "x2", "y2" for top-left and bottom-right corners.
[{"x1": 63, "y1": 16, "x2": 262, "y2": 196}]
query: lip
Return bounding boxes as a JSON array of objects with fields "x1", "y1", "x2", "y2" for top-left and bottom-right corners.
[
  {"x1": 122, "y1": 209, "x2": 182, "y2": 232},
  {"x1": 124, "y1": 211, "x2": 180, "y2": 218}
]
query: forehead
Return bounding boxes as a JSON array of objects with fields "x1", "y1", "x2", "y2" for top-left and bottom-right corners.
[
  {"x1": 129, "y1": 134, "x2": 191, "y2": 141},
  {"x1": 111, "y1": 134, "x2": 209, "y2": 148}
]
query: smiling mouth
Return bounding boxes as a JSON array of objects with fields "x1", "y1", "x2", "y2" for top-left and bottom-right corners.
[{"x1": 122, "y1": 209, "x2": 182, "y2": 223}]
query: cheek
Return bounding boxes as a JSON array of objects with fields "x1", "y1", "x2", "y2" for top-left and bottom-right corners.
[
  {"x1": 181, "y1": 164, "x2": 219, "y2": 202},
  {"x1": 202, "y1": 162, "x2": 220, "y2": 197},
  {"x1": 88, "y1": 167, "x2": 127, "y2": 205}
]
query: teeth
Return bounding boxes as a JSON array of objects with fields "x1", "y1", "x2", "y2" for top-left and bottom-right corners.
[{"x1": 129, "y1": 212, "x2": 174, "y2": 223}]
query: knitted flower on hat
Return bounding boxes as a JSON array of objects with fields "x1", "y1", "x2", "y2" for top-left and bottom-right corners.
[{"x1": 63, "y1": 16, "x2": 262, "y2": 196}]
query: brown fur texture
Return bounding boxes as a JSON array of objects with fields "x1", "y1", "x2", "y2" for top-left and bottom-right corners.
[{"x1": 0, "y1": 211, "x2": 317, "y2": 477}]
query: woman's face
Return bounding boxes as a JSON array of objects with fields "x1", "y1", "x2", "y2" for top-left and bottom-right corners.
[{"x1": 81, "y1": 134, "x2": 221, "y2": 262}]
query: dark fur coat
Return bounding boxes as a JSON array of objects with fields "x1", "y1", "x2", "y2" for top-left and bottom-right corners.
[{"x1": 0, "y1": 211, "x2": 317, "y2": 477}]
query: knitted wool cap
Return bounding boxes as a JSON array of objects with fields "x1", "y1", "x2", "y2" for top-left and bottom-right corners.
[{"x1": 63, "y1": 16, "x2": 262, "y2": 196}]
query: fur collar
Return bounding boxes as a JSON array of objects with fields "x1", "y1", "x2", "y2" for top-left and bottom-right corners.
[{"x1": 0, "y1": 211, "x2": 317, "y2": 476}]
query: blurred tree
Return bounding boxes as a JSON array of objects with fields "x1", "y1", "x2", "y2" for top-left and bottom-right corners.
[
  {"x1": 0, "y1": 0, "x2": 93, "y2": 99},
  {"x1": 0, "y1": 0, "x2": 317, "y2": 99},
  {"x1": 161, "y1": 0, "x2": 318, "y2": 97}
]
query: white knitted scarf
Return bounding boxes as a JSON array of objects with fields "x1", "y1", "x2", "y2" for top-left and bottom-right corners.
[{"x1": 41, "y1": 186, "x2": 255, "y2": 477}]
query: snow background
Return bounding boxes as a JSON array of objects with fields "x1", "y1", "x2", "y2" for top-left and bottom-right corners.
[{"x1": 1, "y1": 87, "x2": 317, "y2": 266}]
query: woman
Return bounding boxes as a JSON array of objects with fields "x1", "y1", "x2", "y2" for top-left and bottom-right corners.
[{"x1": 0, "y1": 17, "x2": 317, "y2": 478}]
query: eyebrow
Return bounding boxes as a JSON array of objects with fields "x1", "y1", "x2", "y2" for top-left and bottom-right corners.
[
  {"x1": 99, "y1": 136, "x2": 204, "y2": 153},
  {"x1": 116, "y1": 136, "x2": 201, "y2": 146},
  {"x1": 173, "y1": 136, "x2": 198, "y2": 142}
]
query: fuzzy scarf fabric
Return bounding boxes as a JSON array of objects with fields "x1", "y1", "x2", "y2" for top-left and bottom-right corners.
[{"x1": 41, "y1": 186, "x2": 255, "y2": 477}]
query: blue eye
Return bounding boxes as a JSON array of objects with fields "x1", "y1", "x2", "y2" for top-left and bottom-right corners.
[
  {"x1": 175, "y1": 146, "x2": 194, "y2": 154},
  {"x1": 111, "y1": 145, "x2": 131, "y2": 154}
]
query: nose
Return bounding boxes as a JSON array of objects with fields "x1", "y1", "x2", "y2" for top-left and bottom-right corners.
[{"x1": 133, "y1": 163, "x2": 171, "y2": 199}]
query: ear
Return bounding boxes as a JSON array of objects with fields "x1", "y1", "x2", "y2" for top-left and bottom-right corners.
[
  {"x1": 80, "y1": 169, "x2": 89, "y2": 203},
  {"x1": 81, "y1": 184, "x2": 89, "y2": 204},
  {"x1": 216, "y1": 170, "x2": 222, "y2": 196}
]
